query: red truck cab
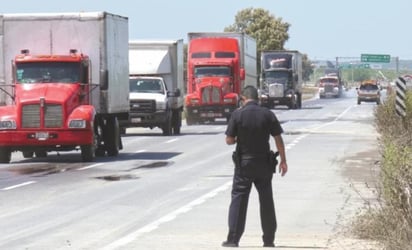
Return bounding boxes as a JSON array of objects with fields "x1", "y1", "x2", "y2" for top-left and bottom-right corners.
[
  {"x1": 185, "y1": 37, "x2": 245, "y2": 125},
  {"x1": 0, "y1": 49, "x2": 96, "y2": 163}
]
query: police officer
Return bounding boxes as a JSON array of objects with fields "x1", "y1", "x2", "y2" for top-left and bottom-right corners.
[{"x1": 222, "y1": 85, "x2": 288, "y2": 248}]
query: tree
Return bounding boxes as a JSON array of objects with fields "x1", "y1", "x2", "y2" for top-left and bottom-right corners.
[
  {"x1": 224, "y1": 8, "x2": 289, "y2": 52},
  {"x1": 224, "y1": 8, "x2": 313, "y2": 82},
  {"x1": 302, "y1": 53, "x2": 314, "y2": 82}
]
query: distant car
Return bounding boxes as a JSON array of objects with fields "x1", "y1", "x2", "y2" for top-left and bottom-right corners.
[{"x1": 357, "y1": 81, "x2": 381, "y2": 105}]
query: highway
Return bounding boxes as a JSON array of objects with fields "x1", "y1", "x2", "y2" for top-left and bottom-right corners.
[{"x1": 0, "y1": 88, "x2": 382, "y2": 250}]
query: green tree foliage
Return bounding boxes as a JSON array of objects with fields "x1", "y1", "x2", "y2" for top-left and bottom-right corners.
[
  {"x1": 224, "y1": 7, "x2": 289, "y2": 52},
  {"x1": 302, "y1": 54, "x2": 314, "y2": 82},
  {"x1": 224, "y1": 7, "x2": 313, "y2": 81}
]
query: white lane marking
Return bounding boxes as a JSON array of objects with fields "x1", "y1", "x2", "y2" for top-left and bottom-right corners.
[
  {"x1": 165, "y1": 138, "x2": 178, "y2": 144},
  {"x1": 102, "y1": 181, "x2": 232, "y2": 250},
  {"x1": 2, "y1": 181, "x2": 36, "y2": 191},
  {"x1": 135, "y1": 149, "x2": 147, "y2": 153},
  {"x1": 77, "y1": 163, "x2": 104, "y2": 171},
  {"x1": 313, "y1": 105, "x2": 355, "y2": 131}
]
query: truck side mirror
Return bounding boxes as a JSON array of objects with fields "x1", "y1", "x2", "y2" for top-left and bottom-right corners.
[
  {"x1": 167, "y1": 88, "x2": 181, "y2": 97},
  {"x1": 100, "y1": 70, "x2": 108, "y2": 90},
  {"x1": 240, "y1": 68, "x2": 245, "y2": 81}
]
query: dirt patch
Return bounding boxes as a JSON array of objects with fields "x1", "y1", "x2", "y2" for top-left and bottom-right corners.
[{"x1": 341, "y1": 149, "x2": 380, "y2": 185}]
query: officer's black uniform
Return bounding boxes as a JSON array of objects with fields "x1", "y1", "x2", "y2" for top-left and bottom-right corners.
[{"x1": 224, "y1": 100, "x2": 283, "y2": 246}]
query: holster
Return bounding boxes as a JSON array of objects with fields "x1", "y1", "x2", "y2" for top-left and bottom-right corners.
[
  {"x1": 269, "y1": 150, "x2": 279, "y2": 173},
  {"x1": 232, "y1": 151, "x2": 241, "y2": 168}
]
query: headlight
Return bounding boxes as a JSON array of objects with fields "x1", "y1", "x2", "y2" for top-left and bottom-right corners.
[
  {"x1": 224, "y1": 98, "x2": 234, "y2": 104},
  {"x1": 69, "y1": 119, "x2": 86, "y2": 128},
  {"x1": 0, "y1": 120, "x2": 17, "y2": 130},
  {"x1": 190, "y1": 99, "x2": 199, "y2": 104},
  {"x1": 156, "y1": 102, "x2": 166, "y2": 110}
]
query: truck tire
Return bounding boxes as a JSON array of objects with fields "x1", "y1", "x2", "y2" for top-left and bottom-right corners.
[
  {"x1": 22, "y1": 151, "x2": 34, "y2": 158},
  {"x1": 105, "y1": 117, "x2": 120, "y2": 156},
  {"x1": 162, "y1": 111, "x2": 172, "y2": 136},
  {"x1": 186, "y1": 114, "x2": 195, "y2": 125},
  {"x1": 35, "y1": 151, "x2": 48, "y2": 158},
  {"x1": 81, "y1": 133, "x2": 96, "y2": 162},
  {"x1": 81, "y1": 144, "x2": 95, "y2": 162},
  {"x1": 288, "y1": 95, "x2": 297, "y2": 109},
  {"x1": 172, "y1": 110, "x2": 182, "y2": 135},
  {"x1": 0, "y1": 147, "x2": 11, "y2": 163},
  {"x1": 297, "y1": 92, "x2": 302, "y2": 109}
]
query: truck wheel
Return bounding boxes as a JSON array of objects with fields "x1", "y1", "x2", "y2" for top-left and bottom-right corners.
[
  {"x1": 22, "y1": 151, "x2": 34, "y2": 158},
  {"x1": 0, "y1": 147, "x2": 11, "y2": 163},
  {"x1": 35, "y1": 151, "x2": 47, "y2": 158},
  {"x1": 120, "y1": 127, "x2": 127, "y2": 135},
  {"x1": 172, "y1": 110, "x2": 182, "y2": 135},
  {"x1": 186, "y1": 114, "x2": 195, "y2": 125},
  {"x1": 81, "y1": 145, "x2": 95, "y2": 162},
  {"x1": 105, "y1": 117, "x2": 120, "y2": 156},
  {"x1": 81, "y1": 132, "x2": 96, "y2": 162},
  {"x1": 162, "y1": 111, "x2": 172, "y2": 136},
  {"x1": 288, "y1": 95, "x2": 297, "y2": 109},
  {"x1": 297, "y1": 92, "x2": 302, "y2": 109}
]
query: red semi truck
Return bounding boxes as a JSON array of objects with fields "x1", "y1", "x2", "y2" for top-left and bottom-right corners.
[
  {"x1": 184, "y1": 32, "x2": 257, "y2": 125},
  {"x1": 0, "y1": 12, "x2": 130, "y2": 163}
]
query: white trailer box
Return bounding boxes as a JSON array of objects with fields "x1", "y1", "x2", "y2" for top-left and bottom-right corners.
[
  {"x1": 129, "y1": 39, "x2": 184, "y2": 109},
  {"x1": 187, "y1": 32, "x2": 258, "y2": 88},
  {"x1": 0, "y1": 12, "x2": 130, "y2": 114},
  {"x1": 125, "y1": 39, "x2": 184, "y2": 135}
]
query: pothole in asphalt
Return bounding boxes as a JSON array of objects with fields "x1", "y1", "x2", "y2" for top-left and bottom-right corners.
[
  {"x1": 127, "y1": 161, "x2": 170, "y2": 171},
  {"x1": 139, "y1": 161, "x2": 169, "y2": 168},
  {"x1": 94, "y1": 174, "x2": 139, "y2": 181}
]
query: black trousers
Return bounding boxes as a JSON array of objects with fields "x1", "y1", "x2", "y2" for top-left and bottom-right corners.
[{"x1": 226, "y1": 159, "x2": 277, "y2": 244}]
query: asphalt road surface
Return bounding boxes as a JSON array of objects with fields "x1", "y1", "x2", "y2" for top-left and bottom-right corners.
[{"x1": 0, "y1": 88, "x2": 383, "y2": 250}]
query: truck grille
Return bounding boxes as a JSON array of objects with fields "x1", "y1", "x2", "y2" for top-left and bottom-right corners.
[
  {"x1": 324, "y1": 84, "x2": 334, "y2": 93},
  {"x1": 22, "y1": 104, "x2": 63, "y2": 128},
  {"x1": 268, "y1": 84, "x2": 284, "y2": 98},
  {"x1": 130, "y1": 100, "x2": 156, "y2": 113},
  {"x1": 201, "y1": 86, "x2": 220, "y2": 104}
]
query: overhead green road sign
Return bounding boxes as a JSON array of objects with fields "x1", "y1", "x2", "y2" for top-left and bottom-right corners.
[{"x1": 361, "y1": 54, "x2": 391, "y2": 63}]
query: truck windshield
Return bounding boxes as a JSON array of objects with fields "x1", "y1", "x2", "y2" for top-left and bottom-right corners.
[
  {"x1": 16, "y1": 62, "x2": 81, "y2": 84},
  {"x1": 264, "y1": 71, "x2": 290, "y2": 85},
  {"x1": 194, "y1": 66, "x2": 231, "y2": 78},
  {"x1": 320, "y1": 78, "x2": 338, "y2": 84},
  {"x1": 129, "y1": 79, "x2": 165, "y2": 94}
]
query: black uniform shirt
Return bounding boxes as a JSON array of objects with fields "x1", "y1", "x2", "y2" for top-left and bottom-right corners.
[{"x1": 225, "y1": 101, "x2": 283, "y2": 156}]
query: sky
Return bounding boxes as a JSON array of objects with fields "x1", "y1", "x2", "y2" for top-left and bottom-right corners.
[{"x1": 2, "y1": 0, "x2": 412, "y2": 61}]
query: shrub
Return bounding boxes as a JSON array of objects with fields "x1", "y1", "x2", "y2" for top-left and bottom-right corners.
[{"x1": 356, "y1": 90, "x2": 412, "y2": 249}]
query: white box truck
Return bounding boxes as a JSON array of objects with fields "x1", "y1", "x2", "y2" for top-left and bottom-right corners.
[
  {"x1": 122, "y1": 39, "x2": 184, "y2": 135},
  {"x1": 0, "y1": 12, "x2": 129, "y2": 163}
]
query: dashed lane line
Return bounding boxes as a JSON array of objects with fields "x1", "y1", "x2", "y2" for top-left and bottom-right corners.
[{"x1": 2, "y1": 181, "x2": 36, "y2": 191}]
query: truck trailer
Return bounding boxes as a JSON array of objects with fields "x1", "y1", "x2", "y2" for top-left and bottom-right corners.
[
  {"x1": 184, "y1": 32, "x2": 257, "y2": 124},
  {"x1": 259, "y1": 50, "x2": 303, "y2": 109},
  {"x1": 0, "y1": 12, "x2": 129, "y2": 163},
  {"x1": 122, "y1": 39, "x2": 184, "y2": 135}
]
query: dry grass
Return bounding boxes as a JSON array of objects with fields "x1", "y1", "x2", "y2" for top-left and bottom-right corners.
[{"x1": 350, "y1": 92, "x2": 412, "y2": 250}]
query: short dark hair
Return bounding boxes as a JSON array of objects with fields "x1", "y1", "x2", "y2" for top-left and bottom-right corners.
[{"x1": 241, "y1": 85, "x2": 259, "y2": 100}]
